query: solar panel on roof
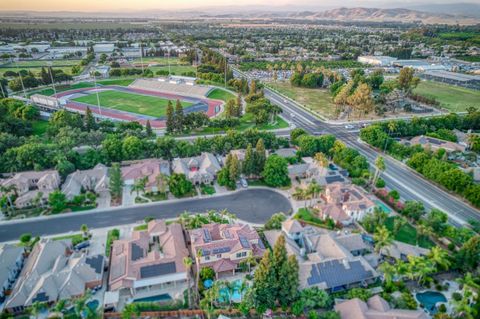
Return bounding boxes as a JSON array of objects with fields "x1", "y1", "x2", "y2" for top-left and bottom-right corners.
[
  {"x1": 325, "y1": 175, "x2": 345, "y2": 184},
  {"x1": 86, "y1": 255, "x2": 104, "y2": 274},
  {"x1": 131, "y1": 243, "x2": 144, "y2": 261},
  {"x1": 307, "y1": 260, "x2": 374, "y2": 289},
  {"x1": 140, "y1": 262, "x2": 176, "y2": 279},
  {"x1": 203, "y1": 229, "x2": 212, "y2": 242},
  {"x1": 239, "y1": 236, "x2": 250, "y2": 249},
  {"x1": 32, "y1": 292, "x2": 49, "y2": 303},
  {"x1": 212, "y1": 247, "x2": 231, "y2": 254},
  {"x1": 258, "y1": 239, "x2": 265, "y2": 249},
  {"x1": 202, "y1": 249, "x2": 210, "y2": 256}
]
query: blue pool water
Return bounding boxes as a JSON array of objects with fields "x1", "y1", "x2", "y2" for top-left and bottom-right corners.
[
  {"x1": 374, "y1": 200, "x2": 392, "y2": 214},
  {"x1": 218, "y1": 280, "x2": 247, "y2": 303},
  {"x1": 134, "y1": 293, "x2": 172, "y2": 303},
  {"x1": 86, "y1": 300, "x2": 99, "y2": 310},
  {"x1": 416, "y1": 291, "x2": 447, "y2": 314}
]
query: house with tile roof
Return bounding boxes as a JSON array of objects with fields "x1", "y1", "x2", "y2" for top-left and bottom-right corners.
[
  {"x1": 335, "y1": 295, "x2": 428, "y2": 319},
  {"x1": 264, "y1": 221, "x2": 378, "y2": 292},
  {"x1": 108, "y1": 220, "x2": 189, "y2": 303},
  {"x1": 188, "y1": 223, "x2": 266, "y2": 278},
  {"x1": 172, "y1": 152, "x2": 221, "y2": 185},
  {"x1": 1, "y1": 170, "x2": 60, "y2": 208},
  {"x1": 5, "y1": 239, "x2": 104, "y2": 313},
  {"x1": 62, "y1": 164, "x2": 109, "y2": 200},
  {"x1": 121, "y1": 159, "x2": 170, "y2": 192},
  {"x1": 315, "y1": 183, "x2": 375, "y2": 225},
  {"x1": 406, "y1": 135, "x2": 466, "y2": 153},
  {"x1": 0, "y1": 244, "x2": 25, "y2": 302}
]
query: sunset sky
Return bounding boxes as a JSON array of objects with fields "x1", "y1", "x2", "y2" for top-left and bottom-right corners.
[{"x1": 1, "y1": 0, "x2": 472, "y2": 12}]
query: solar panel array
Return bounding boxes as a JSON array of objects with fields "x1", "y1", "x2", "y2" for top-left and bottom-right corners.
[
  {"x1": 239, "y1": 236, "x2": 250, "y2": 249},
  {"x1": 203, "y1": 229, "x2": 212, "y2": 243},
  {"x1": 212, "y1": 247, "x2": 231, "y2": 254},
  {"x1": 307, "y1": 259, "x2": 373, "y2": 289},
  {"x1": 32, "y1": 292, "x2": 49, "y2": 303},
  {"x1": 325, "y1": 175, "x2": 345, "y2": 184},
  {"x1": 131, "y1": 243, "x2": 145, "y2": 261},
  {"x1": 86, "y1": 255, "x2": 104, "y2": 274},
  {"x1": 140, "y1": 262, "x2": 177, "y2": 279}
]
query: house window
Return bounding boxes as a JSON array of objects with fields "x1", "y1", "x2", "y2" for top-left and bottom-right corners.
[
  {"x1": 217, "y1": 254, "x2": 222, "y2": 258},
  {"x1": 205, "y1": 256, "x2": 210, "y2": 261},
  {"x1": 236, "y1": 252, "x2": 247, "y2": 258}
]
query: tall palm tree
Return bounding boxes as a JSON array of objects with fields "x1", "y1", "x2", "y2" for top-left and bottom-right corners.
[
  {"x1": 195, "y1": 248, "x2": 203, "y2": 305},
  {"x1": 307, "y1": 180, "x2": 322, "y2": 203},
  {"x1": 183, "y1": 256, "x2": 193, "y2": 309},
  {"x1": 373, "y1": 156, "x2": 386, "y2": 186},
  {"x1": 378, "y1": 262, "x2": 396, "y2": 287},
  {"x1": 427, "y1": 246, "x2": 451, "y2": 271},
  {"x1": 456, "y1": 272, "x2": 480, "y2": 293},
  {"x1": 374, "y1": 225, "x2": 393, "y2": 254},
  {"x1": 292, "y1": 187, "x2": 306, "y2": 201}
]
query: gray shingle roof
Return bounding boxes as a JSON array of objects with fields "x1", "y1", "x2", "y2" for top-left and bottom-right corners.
[{"x1": 307, "y1": 259, "x2": 374, "y2": 289}]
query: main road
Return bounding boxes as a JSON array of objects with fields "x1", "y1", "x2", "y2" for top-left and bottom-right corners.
[
  {"x1": 0, "y1": 189, "x2": 292, "y2": 242},
  {"x1": 263, "y1": 87, "x2": 480, "y2": 226}
]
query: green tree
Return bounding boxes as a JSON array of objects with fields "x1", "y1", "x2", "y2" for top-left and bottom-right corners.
[
  {"x1": 166, "y1": 100, "x2": 174, "y2": 134},
  {"x1": 254, "y1": 138, "x2": 266, "y2": 175},
  {"x1": 427, "y1": 246, "x2": 451, "y2": 271},
  {"x1": 300, "y1": 287, "x2": 332, "y2": 310},
  {"x1": 122, "y1": 135, "x2": 143, "y2": 160},
  {"x1": 345, "y1": 288, "x2": 372, "y2": 301},
  {"x1": 174, "y1": 99, "x2": 184, "y2": 132},
  {"x1": 262, "y1": 155, "x2": 290, "y2": 187},
  {"x1": 243, "y1": 143, "x2": 255, "y2": 177},
  {"x1": 145, "y1": 120, "x2": 153, "y2": 137},
  {"x1": 228, "y1": 153, "x2": 240, "y2": 182},
  {"x1": 168, "y1": 173, "x2": 193, "y2": 198},
  {"x1": 252, "y1": 249, "x2": 276, "y2": 310},
  {"x1": 109, "y1": 163, "x2": 123, "y2": 201},
  {"x1": 374, "y1": 225, "x2": 393, "y2": 254},
  {"x1": 48, "y1": 190, "x2": 67, "y2": 214},
  {"x1": 121, "y1": 303, "x2": 140, "y2": 319},
  {"x1": 373, "y1": 156, "x2": 385, "y2": 185},
  {"x1": 397, "y1": 67, "x2": 420, "y2": 94},
  {"x1": 131, "y1": 176, "x2": 148, "y2": 197},
  {"x1": 183, "y1": 256, "x2": 193, "y2": 308},
  {"x1": 84, "y1": 106, "x2": 97, "y2": 131}
]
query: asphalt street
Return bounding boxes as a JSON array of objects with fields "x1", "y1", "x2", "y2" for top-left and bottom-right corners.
[
  {"x1": 0, "y1": 189, "x2": 292, "y2": 242},
  {"x1": 264, "y1": 87, "x2": 480, "y2": 226}
]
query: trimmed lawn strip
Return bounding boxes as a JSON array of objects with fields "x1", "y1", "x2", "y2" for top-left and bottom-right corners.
[
  {"x1": 72, "y1": 90, "x2": 193, "y2": 118},
  {"x1": 385, "y1": 216, "x2": 434, "y2": 249},
  {"x1": 200, "y1": 184, "x2": 216, "y2": 195},
  {"x1": 294, "y1": 208, "x2": 335, "y2": 230},
  {"x1": 105, "y1": 229, "x2": 120, "y2": 256},
  {"x1": 207, "y1": 88, "x2": 236, "y2": 102},
  {"x1": 413, "y1": 80, "x2": 480, "y2": 112}
]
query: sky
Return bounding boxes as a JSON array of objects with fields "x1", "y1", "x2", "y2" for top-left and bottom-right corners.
[{"x1": 0, "y1": 0, "x2": 476, "y2": 12}]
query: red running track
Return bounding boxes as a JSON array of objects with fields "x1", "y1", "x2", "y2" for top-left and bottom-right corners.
[{"x1": 55, "y1": 85, "x2": 222, "y2": 128}]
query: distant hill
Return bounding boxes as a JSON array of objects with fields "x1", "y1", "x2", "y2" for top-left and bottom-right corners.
[
  {"x1": 405, "y1": 3, "x2": 480, "y2": 18},
  {"x1": 284, "y1": 7, "x2": 479, "y2": 25}
]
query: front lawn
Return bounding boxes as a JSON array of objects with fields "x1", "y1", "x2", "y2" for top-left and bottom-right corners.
[
  {"x1": 385, "y1": 216, "x2": 434, "y2": 249},
  {"x1": 294, "y1": 208, "x2": 335, "y2": 229},
  {"x1": 144, "y1": 192, "x2": 168, "y2": 201},
  {"x1": 105, "y1": 229, "x2": 120, "y2": 256}
]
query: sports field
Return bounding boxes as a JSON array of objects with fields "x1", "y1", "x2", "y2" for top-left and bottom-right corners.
[
  {"x1": 414, "y1": 80, "x2": 480, "y2": 112},
  {"x1": 207, "y1": 88, "x2": 236, "y2": 102},
  {"x1": 72, "y1": 90, "x2": 193, "y2": 118}
]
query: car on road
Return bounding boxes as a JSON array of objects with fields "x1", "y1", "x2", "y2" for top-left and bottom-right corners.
[{"x1": 344, "y1": 124, "x2": 355, "y2": 129}]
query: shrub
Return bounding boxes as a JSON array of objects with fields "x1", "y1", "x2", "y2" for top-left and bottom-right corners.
[{"x1": 452, "y1": 292, "x2": 462, "y2": 301}]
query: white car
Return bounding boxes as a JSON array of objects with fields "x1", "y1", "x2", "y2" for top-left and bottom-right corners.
[{"x1": 345, "y1": 124, "x2": 355, "y2": 130}]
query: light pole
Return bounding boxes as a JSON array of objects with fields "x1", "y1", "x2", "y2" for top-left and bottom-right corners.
[
  {"x1": 13, "y1": 59, "x2": 27, "y2": 97},
  {"x1": 92, "y1": 72, "x2": 102, "y2": 117},
  {"x1": 47, "y1": 62, "x2": 57, "y2": 97},
  {"x1": 139, "y1": 45, "x2": 144, "y2": 75}
]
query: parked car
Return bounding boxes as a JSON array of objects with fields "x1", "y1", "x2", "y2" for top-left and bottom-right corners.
[
  {"x1": 74, "y1": 240, "x2": 90, "y2": 251},
  {"x1": 240, "y1": 178, "x2": 248, "y2": 188},
  {"x1": 345, "y1": 124, "x2": 355, "y2": 129}
]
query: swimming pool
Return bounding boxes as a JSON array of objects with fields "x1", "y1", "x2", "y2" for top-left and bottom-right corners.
[
  {"x1": 134, "y1": 293, "x2": 172, "y2": 303},
  {"x1": 416, "y1": 291, "x2": 447, "y2": 314},
  {"x1": 218, "y1": 279, "x2": 248, "y2": 304},
  {"x1": 374, "y1": 200, "x2": 392, "y2": 214}
]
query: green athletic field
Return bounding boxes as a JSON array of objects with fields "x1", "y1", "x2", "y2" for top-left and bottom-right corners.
[
  {"x1": 72, "y1": 90, "x2": 193, "y2": 118},
  {"x1": 414, "y1": 80, "x2": 480, "y2": 112}
]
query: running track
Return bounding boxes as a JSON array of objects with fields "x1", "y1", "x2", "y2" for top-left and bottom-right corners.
[{"x1": 55, "y1": 85, "x2": 222, "y2": 128}]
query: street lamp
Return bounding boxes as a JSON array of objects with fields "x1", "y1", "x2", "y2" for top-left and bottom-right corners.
[{"x1": 47, "y1": 61, "x2": 57, "y2": 97}]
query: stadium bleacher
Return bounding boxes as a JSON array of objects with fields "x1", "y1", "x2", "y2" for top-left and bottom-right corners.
[{"x1": 129, "y1": 79, "x2": 212, "y2": 98}]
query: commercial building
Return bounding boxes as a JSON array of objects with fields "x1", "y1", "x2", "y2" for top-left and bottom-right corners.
[
  {"x1": 421, "y1": 70, "x2": 480, "y2": 90},
  {"x1": 357, "y1": 56, "x2": 397, "y2": 66}
]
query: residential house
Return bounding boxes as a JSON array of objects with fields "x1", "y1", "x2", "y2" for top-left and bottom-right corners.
[
  {"x1": 0, "y1": 245, "x2": 25, "y2": 302},
  {"x1": 189, "y1": 223, "x2": 266, "y2": 278},
  {"x1": 62, "y1": 164, "x2": 109, "y2": 200},
  {"x1": 407, "y1": 135, "x2": 466, "y2": 153},
  {"x1": 335, "y1": 295, "x2": 428, "y2": 319},
  {"x1": 5, "y1": 239, "x2": 104, "y2": 313},
  {"x1": 380, "y1": 240, "x2": 430, "y2": 262},
  {"x1": 121, "y1": 159, "x2": 170, "y2": 192},
  {"x1": 315, "y1": 183, "x2": 375, "y2": 225},
  {"x1": 264, "y1": 220, "x2": 378, "y2": 292},
  {"x1": 288, "y1": 157, "x2": 347, "y2": 185},
  {"x1": 1, "y1": 170, "x2": 60, "y2": 208},
  {"x1": 172, "y1": 152, "x2": 221, "y2": 185},
  {"x1": 273, "y1": 148, "x2": 298, "y2": 159},
  {"x1": 108, "y1": 220, "x2": 190, "y2": 304}
]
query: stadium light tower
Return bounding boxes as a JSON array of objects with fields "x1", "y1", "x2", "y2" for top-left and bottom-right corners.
[
  {"x1": 92, "y1": 71, "x2": 102, "y2": 117},
  {"x1": 13, "y1": 59, "x2": 27, "y2": 97},
  {"x1": 167, "y1": 50, "x2": 171, "y2": 76},
  {"x1": 224, "y1": 56, "x2": 227, "y2": 89},
  {"x1": 47, "y1": 62, "x2": 57, "y2": 97},
  {"x1": 139, "y1": 44, "x2": 144, "y2": 75}
]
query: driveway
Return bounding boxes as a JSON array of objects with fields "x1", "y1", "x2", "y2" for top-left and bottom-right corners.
[{"x1": 0, "y1": 188, "x2": 292, "y2": 242}]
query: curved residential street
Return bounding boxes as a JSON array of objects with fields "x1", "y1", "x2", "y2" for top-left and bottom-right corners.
[{"x1": 0, "y1": 188, "x2": 292, "y2": 242}]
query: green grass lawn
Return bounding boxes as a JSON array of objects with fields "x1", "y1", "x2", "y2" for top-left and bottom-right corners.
[
  {"x1": 31, "y1": 119, "x2": 49, "y2": 135},
  {"x1": 149, "y1": 65, "x2": 196, "y2": 75},
  {"x1": 207, "y1": 88, "x2": 236, "y2": 102},
  {"x1": 133, "y1": 57, "x2": 185, "y2": 65},
  {"x1": 97, "y1": 78, "x2": 136, "y2": 86},
  {"x1": 1, "y1": 65, "x2": 81, "y2": 76},
  {"x1": 29, "y1": 82, "x2": 96, "y2": 97},
  {"x1": 268, "y1": 81, "x2": 336, "y2": 119},
  {"x1": 1, "y1": 59, "x2": 81, "y2": 68},
  {"x1": 294, "y1": 208, "x2": 335, "y2": 229},
  {"x1": 385, "y1": 216, "x2": 434, "y2": 249},
  {"x1": 414, "y1": 80, "x2": 480, "y2": 112},
  {"x1": 72, "y1": 90, "x2": 193, "y2": 117},
  {"x1": 145, "y1": 192, "x2": 168, "y2": 201}
]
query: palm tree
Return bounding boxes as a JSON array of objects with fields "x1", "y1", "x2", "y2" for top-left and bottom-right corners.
[
  {"x1": 183, "y1": 256, "x2": 193, "y2": 309},
  {"x1": 80, "y1": 224, "x2": 89, "y2": 239},
  {"x1": 155, "y1": 173, "x2": 168, "y2": 194},
  {"x1": 393, "y1": 217, "x2": 407, "y2": 236},
  {"x1": 314, "y1": 152, "x2": 328, "y2": 168},
  {"x1": 456, "y1": 272, "x2": 480, "y2": 293},
  {"x1": 292, "y1": 187, "x2": 306, "y2": 201},
  {"x1": 29, "y1": 301, "x2": 45, "y2": 319},
  {"x1": 244, "y1": 254, "x2": 257, "y2": 273},
  {"x1": 131, "y1": 176, "x2": 148, "y2": 197},
  {"x1": 416, "y1": 224, "x2": 433, "y2": 246},
  {"x1": 378, "y1": 262, "x2": 396, "y2": 287},
  {"x1": 307, "y1": 180, "x2": 322, "y2": 201},
  {"x1": 427, "y1": 246, "x2": 451, "y2": 271},
  {"x1": 121, "y1": 303, "x2": 140, "y2": 319},
  {"x1": 373, "y1": 156, "x2": 386, "y2": 186},
  {"x1": 374, "y1": 225, "x2": 393, "y2": 254},
  {"x1": 179, "y1": 211, "x2": 191, "y2": 228},
  {"x1": 195, "y1": 248, "x2": 203, "y2": 305},
  {"x1": 74, "y1": 290, "x2": 91, "y2": 318}
]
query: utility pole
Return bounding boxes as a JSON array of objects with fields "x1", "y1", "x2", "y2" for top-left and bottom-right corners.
[
  {"x1": 93, "y1": 73, "x2": 102, "y2": 117},
  {"x1": 139, "y1": 44, "x2": 145, "y2": 75},
  {"x1": 13, "y1": 59, "x2": 27, "y2": 97}
]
